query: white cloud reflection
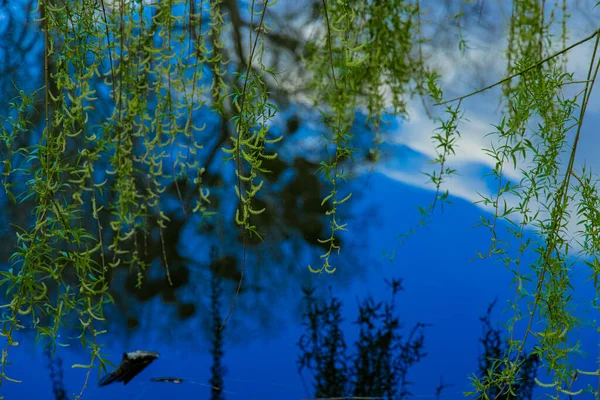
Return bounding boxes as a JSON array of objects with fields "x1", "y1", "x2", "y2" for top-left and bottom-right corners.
[{"x1": 376, "y1": 6, "x2": 600, "y2": 249}]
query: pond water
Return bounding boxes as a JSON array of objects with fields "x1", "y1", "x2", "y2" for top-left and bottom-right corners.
[{"x1": 4, "y1": 172, "x2": 593, "y2": 400}]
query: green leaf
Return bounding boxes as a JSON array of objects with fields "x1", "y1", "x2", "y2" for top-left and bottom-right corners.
[{"x1": 71, "y1": 364, "x2": 93, "y2": 369}]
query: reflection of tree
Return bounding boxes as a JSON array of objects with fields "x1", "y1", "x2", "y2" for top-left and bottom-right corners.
[
  {"x1": 297, "y1": 286, "x2": 348, "y2": 397},
  {"x1": 0, "y1": 1, "x2": 41, "y2": 104},
  {"x1": 209, "y1": 247, "x2": 226, "y2": 400},
  {"x1": 45, "y1": 349, "x2": 69, "y2": 400},
  {"x1": 297, "y1": 279, "x2": 426, "y2": 399},
  {"x1": 475, "y1": 300, "x2": 540, "y2": 400},
  {"x1": 297, "y1": 283, "x2": 541, "y2": 399}
]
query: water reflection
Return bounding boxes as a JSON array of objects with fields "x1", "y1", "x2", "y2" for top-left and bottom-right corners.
[
  {"x1": 34, "y1": 269, "x2": 542, "y2": 400},
  {"x1": 296, "y1": 280, "x2": 426, "y2": 398},
  {"x1": 1, "y1": 155, "x2": 550, "y2": 399}
]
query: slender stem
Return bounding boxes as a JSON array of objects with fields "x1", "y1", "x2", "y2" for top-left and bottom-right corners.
[{"x1": 437, "y1": 29, "x2": 600, "y2": 106}]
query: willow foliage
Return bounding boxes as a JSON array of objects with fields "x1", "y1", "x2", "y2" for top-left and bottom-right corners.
[
  {"x1": 456, "y1": 1, "x2": 600, "y2": 398},
  {"x1": 1, "y1": 0, "x2": 600, "y2": 399}
]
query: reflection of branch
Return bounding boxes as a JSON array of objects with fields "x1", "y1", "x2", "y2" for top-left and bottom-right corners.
[
  {"x1": 0, "y1": 0, "x2": 38, "y2": 97},
  {"x1": 223, "y1": 0, "x2": 246, "y2": 65},
  {"x1": 202, "y1": 119, "x2": 230, "y2": 173},
  {"x1": 238, "y1": 20, "x2": 307, "y2": 61},
  {"x1": 321, "y1": 0, "x2": 337, "y2": 90},
  {"x1": 45, "y1": 349, "x2": 68, "y2": 400},
  {"x1": 437, "y1": 28, "x2": 600, "y2": 106},
  {"x1": 435, "y1": 376, "x2": 453, "y2": 400},
  {"x1": 209, "y1": 246, "x2": 226, "y2": 400}
]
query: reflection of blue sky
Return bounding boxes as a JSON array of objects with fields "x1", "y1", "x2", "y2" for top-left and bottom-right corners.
[
  {"x1": 3, "y1": 2, "x2": 600, "y2": 400},
  {"x1": 0, "y1": 176, "x2": 494, "y2": 399},
  {"x1": 3, "y1": 171, "x2": 599, "y2": 399}
]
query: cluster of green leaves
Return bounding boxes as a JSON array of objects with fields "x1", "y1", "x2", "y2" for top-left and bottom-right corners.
[
  {"x1": 0, "y1": 0, "x2": 231, "y2": 394},
  {"x1": 5, "y1": 0, "x2": 600, "y2": 399},
  {"x1": 383, "y1": 1, "x2": 600, "y2": 397},
  {"x1": 223, "y1": 49, "x2": 282, "y2": 239},
  {"x1": 218, "y1": 0, "x2": 281, "y2": 327},
  {"x1": 454, "y1": 1, "x2": 600, "y2": 397},
  {"x1": 0, "y1": 0, "x2": 117, "y2": 393},
  {"x1": 306, "y1": 0, "x2": 429, "y2": 273},
  {"x1": 388, "y1": 72, "x2": 464, "y2": 261},
  {"x1": 469, "y1": 299, "x2": 540, "y2": 400}
]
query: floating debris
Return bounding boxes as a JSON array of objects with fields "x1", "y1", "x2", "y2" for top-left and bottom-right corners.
[
  {"x1": 98, "y1": 350, "x2": 160, "y2": 387},
  {"x1": 150, "y1": 377, "x2": 185, "y2": 384}
]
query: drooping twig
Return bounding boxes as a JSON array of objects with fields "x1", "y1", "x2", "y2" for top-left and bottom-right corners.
[
  {"x1": 220, "y1": 0, "x2": 269, "y2": 331},
  {"x1": 436, "y1": 28, "x2": 600, "y2": 106}
]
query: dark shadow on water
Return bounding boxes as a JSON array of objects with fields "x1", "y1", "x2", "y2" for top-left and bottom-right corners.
[
  {"x1": 297, "y1": 278, "x2": 427, "y2": 399},
  {"x1": 209, "y1": 246, "x2": 226, "y2": 400},
  {"x1": 46, "y1": 349, "x2": 69, "y2": 400},
  {"x1": 32, "y1": 266, "x2": 542, "y2": 399},
  {"x1": 475, "y1": 299, "x2": 540, "y2": 400},
  {"x1": 293, "y1": 280, "x2": 540, "y2": 400}
]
